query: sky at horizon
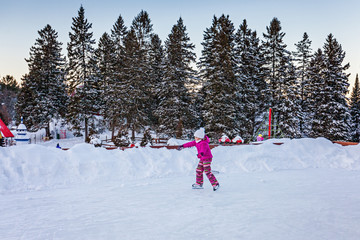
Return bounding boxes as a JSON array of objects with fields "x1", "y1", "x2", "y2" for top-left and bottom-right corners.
[{"x1": 1, "y1": 0, "x2": 359, "y2": 89}]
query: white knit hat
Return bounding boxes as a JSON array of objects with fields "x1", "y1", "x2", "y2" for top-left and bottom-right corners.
[{"x1": 194, "y1": 127, "x2": 205, "y2": 139}]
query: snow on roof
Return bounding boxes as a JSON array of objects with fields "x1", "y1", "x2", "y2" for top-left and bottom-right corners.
[{"x1": 17, "y1": 123, "x2": 27, "y2": 131}]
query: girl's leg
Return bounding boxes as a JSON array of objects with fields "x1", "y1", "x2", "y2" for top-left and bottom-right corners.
[
  {"x1": 203, "y1": 159, "x2": 218, "y2": 186},
  {"x1": 196, "y1": 160, "x2": 204, "y2": 185}
]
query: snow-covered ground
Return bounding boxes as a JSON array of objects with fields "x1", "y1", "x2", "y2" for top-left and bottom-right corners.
[{"x1": 1, "y1": 137, "x2": 360, "y2": 239}]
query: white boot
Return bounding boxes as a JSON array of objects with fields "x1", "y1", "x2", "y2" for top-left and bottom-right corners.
[
  {"x1": 192, "y1": 183, "x2": 203, "y2": 189},
  {"x1": 213, "y1": 183, "x2": 220, "y2": 191}
]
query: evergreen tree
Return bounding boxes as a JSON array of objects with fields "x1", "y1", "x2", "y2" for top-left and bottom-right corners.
[
  {"x1": 96, "y1": 32, "x2": 118, "y2": 136},
  {"x1": 122, "y1": 28, "x2": 149, "y2": 141},
  {"x1": 0, "y1": 75, "x2": 19, "y2": 91},
  {"x1": 111, "y1": 15, "x2": 127, "y2": 56},
  {"x1": 16, "y1": 24, "x2": 67, "y2": 136},
  {"x1": 293, "y1": 32, "x2": 313, "y2": 135},
  {"x1": 132, "y1": 10, "x2": 153, "y2": 49},
  {"x1": 155, "y1": 17, "x2": 197, "y2": 138},
  {"x1": 311, "y1": 34, "x2": 350, "y2": 140},
  {"x1": 307, "y1": 49, "x2": 326, "y2": 137},
  {"x1": 262, "y1": 17, "x2": 300, "y2": 138},
  {"x1": 67, "y1": 5, "x2": 99, "y2": 141},
  {"x1": 235, "y1": 19, "x2": 267, "y2": 140},
  {"x1": 349, "y1": 74, "x2": 360, "y2": 141},
  {"x1": 198, "y1": 15, "x2": 238, "y2": 139},
  {"x1": 148, "y1": 34, "x2": 165, "y2": 127},
  {"x1": 262, "y1": 18, "x2": 288, "y2": 106},
  {"x1": 0, "y1": 103, "x2": 11, "y2": 125},
  {"x1": 323, "y1": 34, "x2": 350, "y2": 140},
  {"x1": 15, "y1": 74, "x2": 37, "y2": 128},
  {"x1": 0, "y1": 75, "x2": 20, "y2": 123},
  {"x1": 276, "y1": 59, "x2": 301, "y2": 138},
  {"x1": 96, "y1": 33, "x2": 114, "y2": 88},
  {"x1": 108, "y1": 15, "x2": 128, "y2": 138},
  {"x1": 120, "y1": 10, "x2": 154, "y2": 141}
]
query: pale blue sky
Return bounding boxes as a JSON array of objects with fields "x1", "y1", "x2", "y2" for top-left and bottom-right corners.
[{"x1": 1, "y1": 0, "x2": 359, "y2": 89}]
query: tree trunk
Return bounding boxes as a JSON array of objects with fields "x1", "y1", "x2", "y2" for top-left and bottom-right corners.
[
  {"x1": 131, "y1": 127, "x2": 135, "y2": 142},
  {"x1": 45, "y1": 122, "x2": 51, "y2": 138},
  {"x1": 176, "y1": 119, "x2": 183, "y2": 139},
  {"x1": 111, "y1": 118, "x2": 116, "y2": 139},
  {"x1": 84, "y1": 117, "x2": 88, "y2": 142}
]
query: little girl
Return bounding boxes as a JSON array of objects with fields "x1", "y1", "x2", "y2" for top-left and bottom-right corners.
[{"x1": 178, "y1": 128, "x2": 220, "y2": 191}]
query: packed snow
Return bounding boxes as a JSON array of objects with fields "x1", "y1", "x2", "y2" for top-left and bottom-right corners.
[{"x1": 1, "y1": 137, "x2": 360, "y2": 239}]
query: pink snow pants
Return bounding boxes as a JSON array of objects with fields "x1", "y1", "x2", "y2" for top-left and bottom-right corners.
[{"x1": 196, "y1": 158, "x2": 218, "y2": 186}]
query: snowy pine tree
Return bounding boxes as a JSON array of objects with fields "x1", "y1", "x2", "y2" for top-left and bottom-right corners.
[
  {"x1": 121, "y1": 10, "x2": 156, "y2": 140},
  {"x1": 262, "y1": 17, "x2": 300, "y2": 138},
  {"x1": 67, "y1": 5, "x2": 100, "y2": 141},
  {"x1": 111, "y1": 15, "x2": 127, "y2": 59},
  {"x1": 96, "y1": 32, "x2": 119, "y2": 137},
  {"x1": 198, "y1": 15, "x2": 239, "y2": 139},
  {"x1": 311, "y1": 34, "x2": 350, "y2": 140},
  {"x1": 235, "y1": 19, "x2": 267, "y2": 140},
  {"x1": 349, "y1": 74, "x2": 360, "y2": 142},
  {"x1": 15, "y1": 74, "x2": 37, "y2": 129},
  {"x1": 154, "y1": 17, "x2": 197, "y2": 138},
  {"x1": 307, "y1": 49, "x2": 325, "y2": 138},
  {"x1": 262, "y1": 18, "x2": 288, "y2": 107},
  {"x1": 148, "y1": 34, "x2": 165, "y2": 128},
  {"x1": 276, "y1": 59, "x2": 301, "y2": 138},
  {"x1": 122, "y1": 27, "x2": 149, "y2": 141},
  {"x1": 96, "y1": 32, "x2": 115, "y2": 94},
  {"x1": 0, "y1": 75, "x2": 19, "y2": 124},
  {"x1": 16, "y1": 24, "x2": 67, "y2": 137},
  {"x1": 0, "y1": 75, "x2": 19, "y2": 91},
  {"x1": 293, "y1": 32, "x2": 313, "y2": 135},
  {"x1": 106, "y1": 15, "x2": 128, "y2": 138}
]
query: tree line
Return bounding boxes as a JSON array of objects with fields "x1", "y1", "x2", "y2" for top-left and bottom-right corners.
[{"x1": 8, "y1": 6, "x2": 360, "y2": 143}]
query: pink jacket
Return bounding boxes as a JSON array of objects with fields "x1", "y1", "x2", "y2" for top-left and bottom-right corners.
[{"x1": 183, "y1": 135, "x2": 213, "y2": 160}]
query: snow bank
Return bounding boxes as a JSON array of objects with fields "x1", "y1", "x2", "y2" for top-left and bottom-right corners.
[
  {"x1": 1, "y1": 138, "x2": 359, "y2": 193},
  {"x1": 213, "y1": 138, "x2": 360, "y2": 173}
]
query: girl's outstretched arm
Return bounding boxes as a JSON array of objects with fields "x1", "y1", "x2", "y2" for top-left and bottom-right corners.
[
  {"x1": 177, "y1": 140, "x2": 196, "y2": 151},
  {"x1": 183, "y1": 141, "x2": 196, "y2": 148}
]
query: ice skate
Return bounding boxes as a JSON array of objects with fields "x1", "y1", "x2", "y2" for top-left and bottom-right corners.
[{"x1": 192, "y1": 183, "x2": 203, "y2": 189}]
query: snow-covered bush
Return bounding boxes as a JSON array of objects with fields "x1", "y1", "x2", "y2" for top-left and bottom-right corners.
[{"x1": 113, "y1": 129, "x2": 130, "y2": 147}]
